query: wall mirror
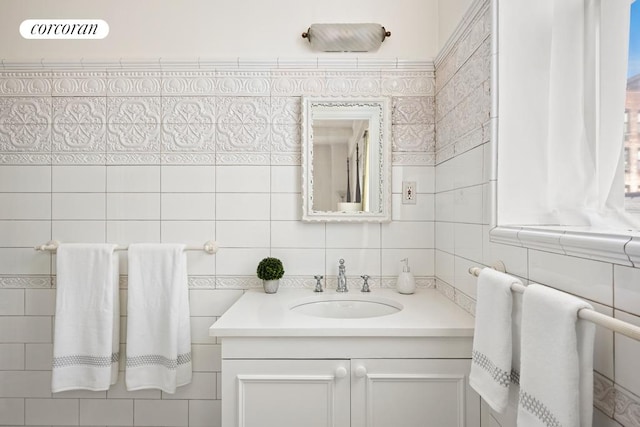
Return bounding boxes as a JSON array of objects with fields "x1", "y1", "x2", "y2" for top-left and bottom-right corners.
[{"x1": 302, "y1": 97, "x2": 391, "y2": 222}]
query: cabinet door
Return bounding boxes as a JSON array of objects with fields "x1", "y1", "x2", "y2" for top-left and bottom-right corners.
[
  {"x1": 223, "y1": 359, "x2": 351, "y2": 427},
  {"x1": 351, "y1": 359, "x2": 480, "y2": 427}
]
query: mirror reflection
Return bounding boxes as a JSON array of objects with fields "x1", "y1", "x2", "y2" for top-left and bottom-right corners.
[{"x1": 302, "y1": 97, "x2": 391, "y2": 222}]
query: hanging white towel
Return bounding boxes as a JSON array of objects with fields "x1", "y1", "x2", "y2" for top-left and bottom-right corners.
[
  {"x1": 469, "y1": 268, "x2": 522, "y2": 413},
  {"x1": 518, "y1": 284, "x2": 595, "y2": 427},
  {"x1": 52, "y1": 243, "x2": 119, "y2": 392},
  {"x1": 126, "y1": 244, "x2": 192, "y2": 393}
]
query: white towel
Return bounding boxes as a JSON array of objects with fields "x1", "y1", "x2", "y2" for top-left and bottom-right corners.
[
  {"x1": 469, "y1": 268, "x2": 522, "y2": 413},
  {"x1": 126, "y1": 243, "x2": 192, "y2": 393},
  {"x1": 52, "y1": 243, "x2": 119, "y2": 392},
  {"x1": 518, "y1": 284, "x2": 595, "y2": 427}
]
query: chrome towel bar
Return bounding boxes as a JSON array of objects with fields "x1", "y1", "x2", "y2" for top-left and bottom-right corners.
[{"x1": 34, "y1": 240, "x2": 218, "y2": 255}]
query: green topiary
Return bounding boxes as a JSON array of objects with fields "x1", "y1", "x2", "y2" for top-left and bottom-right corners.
[{"x1": 256, "y1": 257, "x2": 285, "y2": 281}]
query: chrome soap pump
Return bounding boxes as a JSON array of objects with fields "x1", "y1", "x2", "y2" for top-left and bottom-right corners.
[{"x1": 397, "y1": 258, "x2": 416, "y2": 294}]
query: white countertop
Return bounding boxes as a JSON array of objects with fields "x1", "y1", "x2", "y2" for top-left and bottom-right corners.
[{"x1": 209, "y1": 288, "x2": 475, "y2": 338}]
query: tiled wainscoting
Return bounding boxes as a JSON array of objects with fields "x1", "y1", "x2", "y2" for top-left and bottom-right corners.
[
  {"x1": 0, "y1": 63, "x2": 437, "y2": 426},
  {"x1": 434, "y1": 1, "x2": 640, "y2": 426}
]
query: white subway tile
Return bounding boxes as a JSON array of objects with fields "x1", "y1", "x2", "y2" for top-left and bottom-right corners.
[
  {"x1": 80, "y1": 398, "x2": 134, "y2": 426},
  {"x1": 614, "y1": 265, "x2": 640, "y2": 317},
  {"x1": 52, "y1": 193, "x2": 105, "y2": 220},
  {"x1": 435, "y1": 222, "x2": 454, "y2": 254},
  {"x1": 107, "y1": 372, "x2": 161, "y2": 399},
  {"x1": 381, "y1": 222, "x2": 434, "y2": 249},
  {"x1": 216, "y1": 221, "x2": 270, "y2": 247},
  {"x1": 452, "y1": 256, "x2": 479, "y2": 298},
  {"x1": 25, "y1": 343, "x2": 53, "y2": 370},
  {"x1": 189, "y1": 399, "x2": 222, "y2": 427},
  {"x1": 215, "y1": 248, "x2": 269, "y2": 276},
  {"x1": 434, "y1": 191, "x2": 454, "y2": 222},
  {"x1": 454, "y1": 223, "x2": 483, "y2": 262},
  {"x1": 614, "y1": 310, "x2": 640, "y2": 397},
  {"x1": 191, "y1": 317, "x2": 217, "y2": 344},
  {"x1": 106, "y1": 193, "x2": 160, "y2": 220},
  {"x1": 0, "y1": 194, "x2": 51, "y2": 220},
  {"x1": 528, "y1": 250, "x2": 613, "y2": 305},
  {"x1": 0, "y1": 220, "x2": 51, "y2": 247},
  {"x1": 435, "y1": 159, "x2": 455, "y2": 193},
  {"x1": 382, "y1": 249, "x2": 434, "y2": 276},
  {"x1": 271, "y1": 221, "x2": 325, "y2": 248},
  {"x1": 452, "y1": 145, "x2": 484, "y2": 190},
  {"x1": 51, "y1": 220, "x2": 106, "y2": 243},
  {"x1": 106, "y1": 165, "x2": 160, "y2": 192},
  {"x1": 0, "y1": 344, "x2": 25, "y2": 370},
  {"x1": 162, "y1": 372, "x2": 216, "y2": 399},
  {"x1": 435, "y1": 250, "x2": 455, "y2": 286},
  {"x1": 327, "y1": 223, "x2": 381, "y2": 249},
  {"x1": 52, "y1": 165, "x2": 106, "y2": 192},
  {"x1": 391, "y1": 193, "x2": 434, "y2": 221},
  {"x1": 453, "y1": 185, "x2": 484, "y2": 224},
  {"x1": 392, "y1": 165, "x2": 434, "y2": 194},
  {"x1": 25, "y1": 289, "x2": 55, "y2": 316},
  {"x1": 134, "y1": 399, "x2": 188, "y2": 426},
  {"x1": 0, "y1": 372, "x2": 51, "y2": 397},
  {"x1": 106, "y1": 220, "x2": 160, "y2": 245},
  {"x1": 216, "y1": 193, "x2": 269, "y2": 220},
  {"x1": 326, "y1": 249, "x2": 381, "y2": 277},
  {"x1": 0, "y1": 248, "x2": 50, "y2": 274},
  {"x1": 25, "y1": 398, "x2": 78, "y2": 425},
  {"x1": 216, "y1": 165, "x2": 270, "y2": 193},
  {"x1": 271, "y1": 166, "x2": 301, "y2": 193},
  {"x1": 161, "y1": 221, "x2": 215, "y2": 246},
  {"x1": 189, "y1": 290, "x2": 243, "y2": 317},
  {"x1": 0, "y1": 289, "x2": 24, "y2": 315},
  {"x1": 191, "y1": 344, "x2": 222, "y2": 372},
  {"x1": 0, "y1": 398, "x2": 24, "y2": 425},
  {"x1": 271, "y1": 193, "x2": 302, "y2": 220},
  {"x1": 53, "y1": 388, "x2": 106, "y2": 399},
  {"x1": 271, "y1": 248, "x2": 325, "y2": 276},
  {"x1": 0, "y1": 165, "x2": 51, "y2": 192},
  {"x1": 185, "y1": 251, "x2": 216, "y2": 275},
  {"x1": 161, "y1": 193, "x2": 215, "y2": 220},
  {"x1": 591, "y1": 302, "x2": 614, "y2": 380},
  {"x1": 0, "y1": 317, "x2": 51, "y2": 343},
  {"x1": 161, "y1": 165, "x2": 215, "y2": 193}
]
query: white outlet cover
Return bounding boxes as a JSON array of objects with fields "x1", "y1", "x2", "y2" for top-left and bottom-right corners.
[{"x1": 402, "y1": 181, "x2": 417, "y2": 204}]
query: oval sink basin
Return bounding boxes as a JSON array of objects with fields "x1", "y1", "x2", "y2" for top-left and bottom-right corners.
[{"x1": 290, "y1": 296, "x2": 403, "y2": 319}]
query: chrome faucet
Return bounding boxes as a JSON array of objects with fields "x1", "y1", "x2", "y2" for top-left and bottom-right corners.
[{"x1": 337, "y1": 259, "x2": 348, "y2": 292}]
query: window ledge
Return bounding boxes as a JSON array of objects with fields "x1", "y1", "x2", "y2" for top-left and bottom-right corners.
[{"x1": 490, "y1": 225, "x2": 640, "y2": 267}]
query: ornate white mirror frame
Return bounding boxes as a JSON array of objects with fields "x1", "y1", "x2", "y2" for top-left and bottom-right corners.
[{"x1": 301, "y1": 97, "x2": 392, "y2": 222}]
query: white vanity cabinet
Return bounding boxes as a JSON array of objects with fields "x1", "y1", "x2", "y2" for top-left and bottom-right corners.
[
  {"x1": 210, "y1": 289, "x2": 480, "y2": 427},
  {"x1": 223, "y1": 357, "x2": 477, "y2": 427}
]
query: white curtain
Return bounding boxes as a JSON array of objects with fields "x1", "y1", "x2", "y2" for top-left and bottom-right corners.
[{"x1": 497, "y1": 0, "x2": 637, "y2": 229}]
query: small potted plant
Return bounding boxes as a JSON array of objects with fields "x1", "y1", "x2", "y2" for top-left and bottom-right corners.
[{"x1": 256, "y1": 257, "x2": 285, "y2": 294}]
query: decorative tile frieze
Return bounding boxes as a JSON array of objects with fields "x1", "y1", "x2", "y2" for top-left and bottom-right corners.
[
  {"x1": 435, "y1": 278, "x2": 455, "y2": 301},
  {"x1": 0, "y1": 152, "x2": 51, "y2": 164},
  {"x1": 107, "y1": 97, "x2": 161, "y2": 124},
  {"x1": 325, "y1": 71, "x2": 381, "y2": 97},
  {"x1": 0, "y1": 275, "x2": 52, "y2": 288},
  {"x1": 106, "y1": 152, "x2": 161, "y2": 165},
  {"x1": 217, "y1": 96, "x2": 269, "y2": 124},
  {"x1": 216, "y1": 152, "x2": 269, "y2": 165},
  {"x1": 270, "y1": 152, "x2": 301, "y2": 165},
  {"x1": 53, "y1": 122, "x2": 106, "y2": 152},
  {"x1": 0, "y1": 97, "x2": 51, "y2": 123},
  {"x1": 107, "y1": 123, "x2": 160, "y2": 152},
  {"x1": 0, "y1": 123, "x2": 50, "y2": 152},
  {"x1": 392, "y1": 97, "x2": 435, "y2": 124},
  {"x1": 215, "y1": 71, "x2": 270, "y2": 96},
  {"x1": 52, "y1": 96, "x2": 106, "y2": 124},
  {"x1": 161, "y1": 96, "x2": 215, "y2": 124},
  {"x1": 614, "y1": 385, "x2": 640, "y2": 427},
  {"x1": 161, "y1": 152, "x2": 215, "y2": 165},
  {"x1": 161, "y1": 122, "x2": 215, "y2": 152},
  {"x1": 106, "y1": 72, "x2": 162, "y2": 96},
  {"x1": 392, "y1": 124, "x2": 435, "y2": 152},
  {"x1": 391, "y1": 152, "x2": 435, "y2": 166},
  {"x1": 270, "y1": 71, "x2": 326, "y2": 96},
  {"x1": 0, "y1": 75, "x2": 52, "y2": 96},
  {"x1": 188, "y1": 276, "x2": 217, "y2": 288},
  {"x1": 381, "y1": 71, "x2": 435, "y2": 97},
  {"x1": 51, "y1": 73, "x2": 107, "y2": 96},
  {"x1": 216, "y1": 122, "x2": 269, "y2": 152},
  {"x1": 454, "y1": 290, "x2": 476, "y2": 315},
  {"x1": 271, "y1": 123, "x2": 301, "y2": 152},
  {"x1": 270, "y1": 97, "x2": 301, "y2": 124},
  {"x1": 161, "y1": 72, "x2": 216, "y2": 96},
  {"x1": 52, "y1": 152, "x2": 106, "y2": 165},
  {"x1": 215, "y1": 276, "x2": 262, "y2": 289},
  {"x1": 594, "y1": 373, "x2": 616, "y2": 417}
]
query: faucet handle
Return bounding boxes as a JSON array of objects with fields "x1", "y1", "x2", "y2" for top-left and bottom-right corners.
[
  {"x1": 360, "y1": 275, "x2": 370, "y2": 293},
  {"x1": 313, "y1": 275, "x2": 324, "y2": 292}
]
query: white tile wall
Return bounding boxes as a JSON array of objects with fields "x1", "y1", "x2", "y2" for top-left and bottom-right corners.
[{"x1": 434, "y1": 1, "x2": 640, "y2": 424}]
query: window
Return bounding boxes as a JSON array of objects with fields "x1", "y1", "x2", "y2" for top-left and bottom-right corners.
[{"x1": 624, "y1": 1, "x2": 640, "y2": 211}]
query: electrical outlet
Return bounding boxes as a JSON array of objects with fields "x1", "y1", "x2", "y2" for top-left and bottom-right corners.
[{"x1": 402, "y1": 181, "x2": 417, "y2": 204}]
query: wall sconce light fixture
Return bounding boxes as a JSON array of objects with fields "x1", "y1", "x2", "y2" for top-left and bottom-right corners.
[{"x1": 301, "y1": 23, "x2": 391, "y2": 52}]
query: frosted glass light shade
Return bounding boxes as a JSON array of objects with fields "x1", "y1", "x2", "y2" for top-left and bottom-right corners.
[{"x1": 302, "y1": 23, "x2": 391, "y2": 52}]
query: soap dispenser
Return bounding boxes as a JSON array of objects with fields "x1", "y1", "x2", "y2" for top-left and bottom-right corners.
[{"x1": 397, "y1": 258, "x2": 416, "y2": 294}]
